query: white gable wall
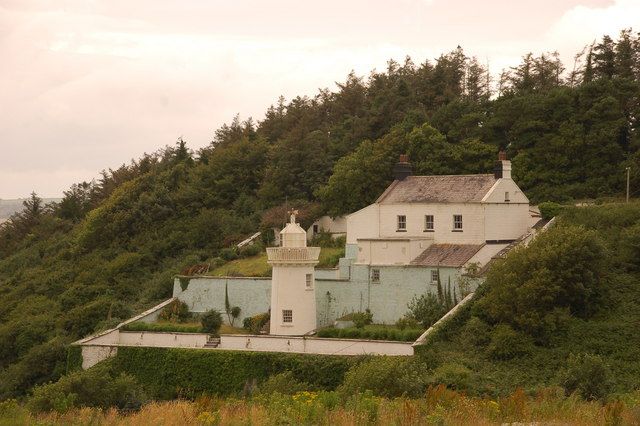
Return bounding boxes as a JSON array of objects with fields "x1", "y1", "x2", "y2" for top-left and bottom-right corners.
[
  {"x1": 482, "y1": 178, "x2": 529, "y2": 204},
  {"x1": 346, "y1": 204, "x2": 379, "y2": 244},
  {"x1": 484, "y1": 203, "x2": 531, "y2": 241}
]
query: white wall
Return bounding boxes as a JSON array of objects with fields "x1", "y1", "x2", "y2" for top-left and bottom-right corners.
[
  {"x1": 220, "y1": 334, "x2": 413, "y2": 356},
  {"x1": 346, "y1": 204, "x2": 379, "y2": 244},
  {"x1": 483, "y1": 203, "x2": 530, "y2": 241},
  {"x1": 118, "y1": 331, "x2": 208, "y2": 348},
  {"x1": 81, "y1": 345, "x2": 118, "y2": 369},
  {"x1": 355, "y1": 238, "x2": 433, "y2": 265},
  {"x1": 270, "y1": 264, "x2": 317, "y2": 335},
  {"x1": 307, "y1": 216, "x2": 347, "y2": 239},
  {"x1": 378, "y1": 203, "x2": 486, "y2": 244}
]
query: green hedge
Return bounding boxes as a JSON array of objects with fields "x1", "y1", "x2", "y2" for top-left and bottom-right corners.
[
  {"x1": 316, "y1": 327, "x2": 422, "y2": 342},
  {"x1": 110, "y1": 347, "x2": 365, "y2": 399},
  {"x1": 120, "y1": 322, "x2": 203, "y2": 333},
  {"x1": 66, "y1": 346, "x2": 83, "y2": 374}
]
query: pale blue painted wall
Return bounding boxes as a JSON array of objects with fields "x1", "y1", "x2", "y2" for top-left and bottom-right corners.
[{"x1": 173, "y1": 262, "x2": 474, "y2": 326}]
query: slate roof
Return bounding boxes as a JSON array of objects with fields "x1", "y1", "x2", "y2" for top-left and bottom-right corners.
[
  {"x1": 410, "y1": 244, "x2": 484, "y2": 267},
  {"x1": 376, "y1": 175, "x2": 497, "y2": 204}
]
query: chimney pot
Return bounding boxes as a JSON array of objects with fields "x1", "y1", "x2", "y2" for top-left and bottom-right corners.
[
  {"x1": 498, "y1": 150, "x2": 507, "y2": 161},
  {"x1": 393, "y1": 154, "x2": 412, "y2": 181}
]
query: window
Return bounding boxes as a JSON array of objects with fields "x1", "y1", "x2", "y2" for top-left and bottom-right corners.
[
  {"x1": 371, "y1": 268, "x2": 380, "y2": 282},
  {"x1": 505, "y1": 191, "x2": 510, "y2": 202},
  {"x1": 424, "y1": 215, "x2": 434, "y2": 231},
  {"x1": 431, "y1": 270, "x2": 439, "y2": 283},
  {"x1": 453, "y1": 215, "x2": 463, "y2": 231},
  {"x1": 397, "y1": 215, "x2": 406, "y2": 231},
  {"x1": 282, "y1": 309, "x2": 293, "y2": 323},
  {"x1": 305, "y1": 273, "x2": 313, "y2": 289},
  {"x1": 313, "y1": 224, "x2": 319, "y2": 234}
]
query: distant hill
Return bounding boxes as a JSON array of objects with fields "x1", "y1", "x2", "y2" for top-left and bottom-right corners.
[{"x1": 0, "y1": 198, "x2": 61, "y2": 222}]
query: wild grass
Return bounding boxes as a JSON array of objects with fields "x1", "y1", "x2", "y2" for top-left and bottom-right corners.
[
  {"x1": 3, "y1": 386, "x2": 639, "y2": 425},
  {"x1": 120, "y1": 321, "x2": 248, "y2": 334}
]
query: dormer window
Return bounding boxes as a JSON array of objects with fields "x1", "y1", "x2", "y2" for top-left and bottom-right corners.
[
  {"x1": 397, "y1": 215, "x2": 407, "y2": 231},
  {"x1": 453, "y1": 215, "x2": 463, "y2": 231},
  {"x1": 505, "y1": 191, "x2": 510, "y2": 202}
]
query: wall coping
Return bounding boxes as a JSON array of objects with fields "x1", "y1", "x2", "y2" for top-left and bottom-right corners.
[{"x1": 175, "y1": 275, "x2": 271, "y2": 280}]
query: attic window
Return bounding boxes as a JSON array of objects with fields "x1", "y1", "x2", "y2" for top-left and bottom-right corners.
[
  {"x1": 397, "y1": 215, "x2": 407, "y2": 231},
  {"x1": 505, "y1": 191, "x2": 510, "y2": 202},
  {"x1": 453, "y1": 215, "x2": 463, "y2": 231}
]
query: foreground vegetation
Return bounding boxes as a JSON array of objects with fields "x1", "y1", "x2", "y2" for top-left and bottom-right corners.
[{"x1": 4, "y1": 387, "x2": 639, "y2": 425}]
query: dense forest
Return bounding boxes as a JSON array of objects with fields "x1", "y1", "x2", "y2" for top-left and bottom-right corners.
[{"x1": 0, "y1": 30, "x2": 639, "y2": 399}]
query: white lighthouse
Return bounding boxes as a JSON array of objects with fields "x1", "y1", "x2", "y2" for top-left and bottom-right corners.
[{"x1": 267, "y1": 211, "x2": 320, "y2": 335}]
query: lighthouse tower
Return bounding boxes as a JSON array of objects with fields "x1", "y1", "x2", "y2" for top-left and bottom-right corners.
[{"x1": 267, "y1": 211, "x2": 320, "y2": 335}]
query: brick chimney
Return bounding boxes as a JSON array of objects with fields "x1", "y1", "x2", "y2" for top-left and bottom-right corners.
[
  {"x1": 393, "y1": 154, "x2": 412, "y2": 181},
  {"x1": 494, "y1": 150, "x2": 511, "y2": 179}
]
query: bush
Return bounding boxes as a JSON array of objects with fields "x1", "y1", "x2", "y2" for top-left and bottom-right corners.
[
  {"x1": 239, "y1": 243, "x2": 262, "y2": 258},
  {"x1": 258, "y1": 371, "x2": 310, "y2": 395},
  {"x1": 407, "y1": 293, "x2": 445, "y2": 328},
  {"x1": 243, "y1": 313, "x2": 270, "y2": 334},
  {"x1": 559, "y1": 353, "x2": 612, "y2": 400},
  {"x1": 121, "y1": 322, "x2": 202, "y2": 333},
  {"x1": 538, "y1": 201, "x2": 564, "y2": 220},
  {"x1": 460, "y1": 316, "x2": 491, "y2": 347},
  {"x1": 338, "y1": 357, "x2": 427, "y2": 397},
  {"x1": 219, "y1": 247, "x2": 238, "y2": 261},
  {"x1": 351, "y1": 310, "x2": 373, "y2": 328},
  {"x1": 396, "y1": 316, "x2": 420, "y2": 330},
  {"x1": 158, "y1": 300, "x2": 191, "y2": 323},
  {"x1": 27, "y1": 367, "x2": 146, "y2": 414},
  {"x1": 201, "y1": 310, "x2": 223, "y2": 336},
  {"x1": 487, "y1": 325, "x2": 532, "y2": 360},
  {"x1": 431, "y1": 363, "x2": 472, "y2": 390}
]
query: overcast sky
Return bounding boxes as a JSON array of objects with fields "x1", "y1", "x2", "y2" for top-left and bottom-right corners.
[{"x1": 1, "y1": 0, "x2": 638, "y2": 198}]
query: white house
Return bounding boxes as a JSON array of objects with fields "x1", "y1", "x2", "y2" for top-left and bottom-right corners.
[{"x1": 346, "y1": 153, "x2": 532, "y2": 271}]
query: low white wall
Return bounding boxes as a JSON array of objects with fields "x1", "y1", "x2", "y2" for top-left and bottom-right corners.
[
  {"x1": 81, "y1": 345, "x2": 118, "y2": 369},
  {"x1": 219, "y1": 334, "x2": 413, "y2": 356},
  {"x1": 118, "y1": 331, "x2": 208, "y2": 348}
]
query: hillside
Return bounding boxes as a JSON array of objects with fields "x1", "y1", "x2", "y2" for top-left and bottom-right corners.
[
  {"x1": 420, "y1": 202, "x2": 640, "y2": 397},
  {"x1": 0, "y1": 30, "x2": 639, "y2": 400}
]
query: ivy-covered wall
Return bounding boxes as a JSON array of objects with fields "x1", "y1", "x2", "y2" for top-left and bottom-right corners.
[{"x1": 110, "y1": 346, "x2": 367, "y2": 399}]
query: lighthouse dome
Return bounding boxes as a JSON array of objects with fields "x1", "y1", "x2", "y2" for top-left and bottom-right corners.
[{"x1": 280, "y1": 213, "x2": 307, "y2": 247}]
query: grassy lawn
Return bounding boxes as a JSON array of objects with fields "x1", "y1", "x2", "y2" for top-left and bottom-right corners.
[
  {"x1": 121, "y1": 321, "x2": 249, "y2": 334},
  {"x1": 317, "y1": 323, "x2": 423, "y2": 342},
  {"x1": 209, "y1": 247, "x2": 345, "y2": 277}
]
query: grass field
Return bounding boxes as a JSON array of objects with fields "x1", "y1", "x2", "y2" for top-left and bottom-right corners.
[
  {"x1": 6, "y1": 386, "x2": 639, "y2": 425},
  {"x1": 209, "y1": 247, "x2": 344, "y2": 277}
]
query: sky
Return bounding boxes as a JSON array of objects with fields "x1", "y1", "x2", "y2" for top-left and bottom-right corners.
[{"x1": 0, "y1": 0, "x2": 638, "y2": 199}]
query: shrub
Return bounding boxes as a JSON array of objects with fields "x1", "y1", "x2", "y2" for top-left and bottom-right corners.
[
  {"x1": 27, "y1": 367, "x2": 146, "y2": 414},
  {"x1": 258, "y1": 371, "x2": 310, "y2": 395},
  {"x1": 351, "y1": 310, "x2": 373, "y2": 328},
  {"x1": 487, "y1": 325, "x2": 532, "y2": 360},
  {"x1": 201, "y1": 310, "x2": 223, "y2": 336},
  {"x1": 407, "y1": 293, "x2": 445, "y2": 328},
  {"x1": 243, "y1": 313, "x2": 270, "y2": 334},
  {"x1": 239, "y1": 243, "x2": 262, "y2": 258},
  {"x1": 460, "y1": 316, "x2": 491, "y2": 347},
  {"x1": 431, "y1": 363, "x2": 472, "y2": 390},
  {"x1": 219, "y1": 247, "x2": 238, "y2": 261},
  {"x1": 338, "y1": 357, "x2": 427, "y2": 397},
  {"x1": 559, "y1": 353, "x2": 612, "y2": 400},
  {"x1": 158, "y1": 300, "x2": 191, "y2": 323},
  {"x1": 395, "y1": 316, "x2": 420, "y2": 330},
  {"x1": 121, "y1": 322, "x2": 202, "y2": 333},
  {"x1": 538, "y1": 201, "x2": 564, "y2": 220}
]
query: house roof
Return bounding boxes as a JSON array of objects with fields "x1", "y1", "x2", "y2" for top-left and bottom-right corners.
[
  {"x1": 410, "y1": 243, "x2": 484, "y2": 267},
  {"x1": 376, "y1": 175, "x2": 497, "y2": 204}
]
